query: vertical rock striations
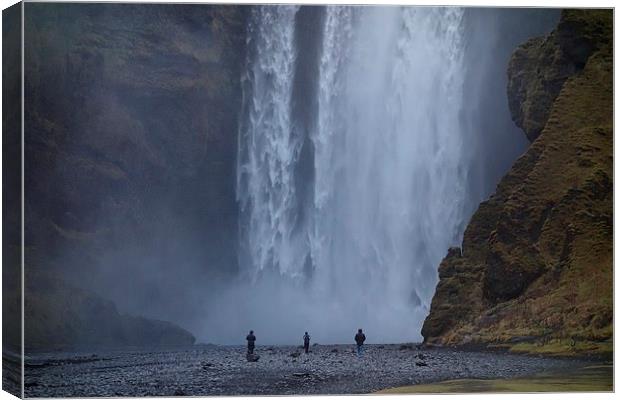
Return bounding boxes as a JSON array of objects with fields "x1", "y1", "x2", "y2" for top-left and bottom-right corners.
[{"x1": 422, "y1": 9, "x2": 612, "y2": 355}]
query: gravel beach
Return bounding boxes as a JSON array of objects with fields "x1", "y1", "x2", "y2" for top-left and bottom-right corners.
[{"x1": 22, "y1": 344, "x2": 592, "y2": 397}]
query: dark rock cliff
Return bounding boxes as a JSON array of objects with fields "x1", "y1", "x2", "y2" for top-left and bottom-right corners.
[
  {"x1": 25, "y1": 273, "x2": 196, "y2": 351},
  {"x1": 422, "y1": 9, "x2": 612, "y2": 356},
  {"x1": 507, "y1": 10, "x2": 613, "y2": 142},
  {"x1": 21, "y1": 3, "x2": 248, "y2": 349}
]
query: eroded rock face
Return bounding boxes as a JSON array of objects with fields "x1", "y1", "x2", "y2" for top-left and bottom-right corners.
[
  {"x1": 507, "y1": 10, "x2": 612, "y2": 142},
  {"x1": 22, "y1": 3, "x2": 248, "y2": 349},
  {"x1": 25, "y1": 4, "x2": 247, "y2": 262},
  {"x1": 422, "y1": 9, "x2": 612, "y2": 350}
]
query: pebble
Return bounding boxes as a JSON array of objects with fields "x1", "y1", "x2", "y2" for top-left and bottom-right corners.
[{"x1": 23, "y1": 344, "x2": 590, "y2": 397}]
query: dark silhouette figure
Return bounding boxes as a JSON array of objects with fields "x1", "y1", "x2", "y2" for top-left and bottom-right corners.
[
  {"x1": 303, "y1": 332, "x2": 311, "y2": 354},
  {"x1": 354, "y1": 329, "x2": 366, "y2": 356},
  {"x1": 246, "y1": 330, "x2": 256, "y2": 354}
]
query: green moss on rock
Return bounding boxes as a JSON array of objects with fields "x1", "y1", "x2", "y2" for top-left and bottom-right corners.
[
  {"x1": 507, "y1": 9, "x2": 612, "y2": 142},
  {"x1": 422, "y1": 9, "x2": 613, "y2": 355}
]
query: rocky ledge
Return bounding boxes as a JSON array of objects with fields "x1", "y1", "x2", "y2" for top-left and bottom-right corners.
[
  {"x1": 23, "y1": 272, "x2": 196, "y2": 351},
  {"x1": 422, "y1": 9, "x2": 612, "y2": 357}
]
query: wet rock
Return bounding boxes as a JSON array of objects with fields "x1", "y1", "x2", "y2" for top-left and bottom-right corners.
[
  {"x1": 290, "y1": 352, "x2": 301, "y2": 358},
  {"x1": 415, "y1": 361, "x2": 428, "y2": 367},
  {"x1": 246, "y1": 354, "x2": 260, "y2": 362}
]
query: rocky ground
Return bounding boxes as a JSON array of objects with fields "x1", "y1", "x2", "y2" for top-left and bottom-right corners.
[{"x1": 24, "y1": 344, "x2": 593, "y2": 397}]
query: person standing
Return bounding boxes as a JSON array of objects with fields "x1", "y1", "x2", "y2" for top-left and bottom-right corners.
[
  {"x1": 303, "y1": 332, "x2": 311, "y2": 354},
  {"x1": 354, "y1": 328, "x2": 366, "y2": 356},
  {"x1": 246, "y1": 330, "x2": 256, "y2": 354}
]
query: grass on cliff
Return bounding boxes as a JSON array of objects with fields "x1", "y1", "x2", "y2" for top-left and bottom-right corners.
[
  {"x1": 428, "y1": 10, "x2": 613, "y2": 354},
  {"x1": 376, "y1": 364, "x2": 612, "y2": 394},
  {"x1": 508, "y1": 339, "x2": 612, "y2": 358}
]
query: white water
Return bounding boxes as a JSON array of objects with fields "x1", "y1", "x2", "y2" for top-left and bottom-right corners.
[
  {"x1": 237, "y1": 5, "x2": 302, "y2": 279},
  {"x1": 227, "y1": 6, "x2": 469, "y2": 344}
]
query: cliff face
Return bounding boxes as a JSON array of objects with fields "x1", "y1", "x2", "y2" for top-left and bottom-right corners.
[
  {"x1": 506, "y1": 10, "x2": 611, "y2": 142},
  {"x1": 422, "y1": 9, "x2": 612, "y2": 356},
  {"x1": 21, "y1": 4, "x2": 248, "y2": 349}
]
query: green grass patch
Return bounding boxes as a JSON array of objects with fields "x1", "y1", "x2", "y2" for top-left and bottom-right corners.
[
  {"x1": 508, "y1": 340, "x2": 612, "y2": 357},
  {"x1": 375, "y1": 364, "x2": 612, "y2": 394}
]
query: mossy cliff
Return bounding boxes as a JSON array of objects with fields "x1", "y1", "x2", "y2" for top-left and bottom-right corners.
[{"x1": 422, "y1": 9, "x2": 612, "y2": 356}]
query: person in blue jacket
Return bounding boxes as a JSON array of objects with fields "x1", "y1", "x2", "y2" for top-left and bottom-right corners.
[
  {"x1": 354, "y1": 329, "x2": 366, "y2": 356},
  {"x1": 246, "y1": 330, "x2": 256, "y2": 354}
]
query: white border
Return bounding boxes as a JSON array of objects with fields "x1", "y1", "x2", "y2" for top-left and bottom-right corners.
[{"x1": 0, "y1": 1, "x2": 616, "y2": 400}]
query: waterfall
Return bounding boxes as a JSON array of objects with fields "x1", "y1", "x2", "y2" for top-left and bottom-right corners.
[
  {"x1": 237, "y1": 5, "x2": 303, "y2": 279},
  {"x1": 231, "y1": 6, "x2": 529, "y2": 344},
  {"x1": 236, "y1": 6, "x2": 468, "y2": 343}
]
